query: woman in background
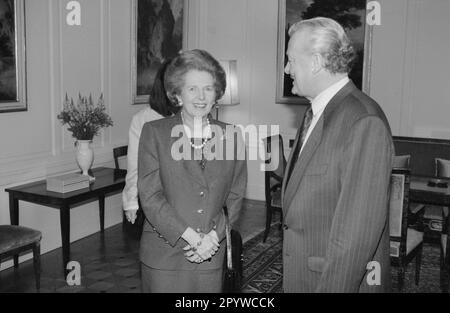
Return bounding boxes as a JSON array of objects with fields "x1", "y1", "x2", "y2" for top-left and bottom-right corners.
[
  {"x1": 138, "y1": 49, "x2": 247, "y2": 292},
  {"x1": 122, "y1": 60, "x2": 179, "y2": 225}
]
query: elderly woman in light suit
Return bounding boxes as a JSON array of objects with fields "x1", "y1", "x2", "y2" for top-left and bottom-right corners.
[{"x1": 137, "y1": 49, "x2": 247, "y2": 293}]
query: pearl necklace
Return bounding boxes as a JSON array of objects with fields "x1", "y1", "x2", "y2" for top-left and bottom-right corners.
[{"x1": 181, "y1": 111, "x2": 211, "y2": 150}]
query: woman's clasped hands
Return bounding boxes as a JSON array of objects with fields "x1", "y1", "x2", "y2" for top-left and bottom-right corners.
[{"x1": 183, "y1": 229, "x2": 219, "y2": 264}]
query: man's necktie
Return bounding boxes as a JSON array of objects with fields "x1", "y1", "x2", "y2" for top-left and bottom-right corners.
[{"x1": 285, "y1": 105, "x2": 313, "y2": 186}]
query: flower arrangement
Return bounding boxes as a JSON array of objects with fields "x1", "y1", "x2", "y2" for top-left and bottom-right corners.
[{"x1": 57, "y1": 93, "x2": 113, "y2": 140}]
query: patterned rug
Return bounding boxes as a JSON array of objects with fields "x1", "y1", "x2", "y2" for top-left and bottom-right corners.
[
  {"x1": 1, "y1": 223, "x2": 447, "y2": 293},
  {"x1": 242, "y1": 224, "x2": 283, "y2": 293},
  {"x1": 241, "y1": 224, "x2": 449, "y2": 293}
]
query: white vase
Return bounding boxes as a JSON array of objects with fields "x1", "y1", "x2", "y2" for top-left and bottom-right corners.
[{"x1": 75, "y1": 140, "x2": 94, "y2": 176}]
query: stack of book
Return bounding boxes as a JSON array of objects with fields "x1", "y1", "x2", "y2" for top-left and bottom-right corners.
[{"x1": 46, "y1": 172, "x2": 90, "y2": 193}]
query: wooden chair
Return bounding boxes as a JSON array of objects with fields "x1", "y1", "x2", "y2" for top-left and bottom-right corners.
[
  {"x1": 262, "y1": 135, "x2": 287, "y2": 242},
  {"x1": 440, "y1": 206, "x2": 450, "y2": 292},
  {"x1": 431, "y1": 159, "x2": 450, "y2": 291},
  {"x1": 113, "y1": 145, "x2": 144, "y2": 238},
  {"x1": 113, "y1": 145, "x2": 128, "y2": 170},
  {"x1": 0, "y1": 225, "x2": 42, "y2": 290},
  {"x1": 389, "y1": 168, "x2": 424, "y2": 291}
]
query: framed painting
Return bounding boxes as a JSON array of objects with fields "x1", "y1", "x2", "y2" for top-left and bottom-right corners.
[
  {"x1": 276, "y1": 0, "x2": 372, "y2": 104},
  {"x1": 131, "y1": 0, "x2": 188, "y2": 104},
  {"x1": 0, "y1": 0, "x2": 27, "y2": 112}
]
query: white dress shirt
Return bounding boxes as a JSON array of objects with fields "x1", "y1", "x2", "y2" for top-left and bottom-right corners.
[
  {"x1": 300, "y1": 77, "x2": 350, "y2": 155},
  {"x1": 122, "y1": 107, "x2": 163, "y2": 211}
]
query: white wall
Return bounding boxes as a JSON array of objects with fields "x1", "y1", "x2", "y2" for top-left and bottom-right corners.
[
  {"x1": 0, "y1": 0, "x2": 157, "y2": 269},
  {"x1": 192, "y1": 0, "x2": 305, "y2": 200},
  {"x1": 197, "y1": 0, "x2": 450, "y2": 200},
  {"x1": 368, "y1": 0, "x2": 450, "y2": 139},
  {"x1": 2, "y1": 0, "x2": 450, "y2": 268},
  {"x1": 0, "y1": 0, "x2": 299, "y2": 270}
]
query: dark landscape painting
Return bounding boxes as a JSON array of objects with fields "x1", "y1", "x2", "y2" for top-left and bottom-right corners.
[
  {"x1": 0, "y1": 0, "x2": 17, "y2": 102},
  {"x1": 136, "y1": 0, "x2": 183, "y2": 98},
  {"x1": 277, "y1": 0, "x2": 368, "y2": 104}
]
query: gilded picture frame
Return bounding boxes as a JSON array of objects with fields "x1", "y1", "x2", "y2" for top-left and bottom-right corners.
[
  {"x1": 0, "y1": 0, "x2": 27, "y2": 113},
  {"x1": 131, "y1": 0, "x2": 189, "y2": 105}
]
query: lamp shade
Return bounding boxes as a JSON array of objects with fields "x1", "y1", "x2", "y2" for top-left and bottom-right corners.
[{"x1": 218, "y1": 60, "x2": 239, "y2": 106}]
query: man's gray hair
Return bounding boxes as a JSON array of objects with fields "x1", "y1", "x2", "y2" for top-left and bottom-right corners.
[{"x1": 288, "y1": 17, "x2": 356, "y2": 74}]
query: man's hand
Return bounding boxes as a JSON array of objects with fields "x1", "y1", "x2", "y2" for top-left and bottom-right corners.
[{"x1": 124, "y1": 209, "x2": 138, "y2": 224}]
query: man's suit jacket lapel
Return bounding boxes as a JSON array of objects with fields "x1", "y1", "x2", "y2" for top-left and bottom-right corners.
[
  {"x1": 281, "y1": 126, "x2": 301, "y2": 207},
  {"x1": 283, "y1": 117, "x2": 323, "y2": 215},
  {"x1": 282, "y1": 81, "x2": 356, "y2": 215}
]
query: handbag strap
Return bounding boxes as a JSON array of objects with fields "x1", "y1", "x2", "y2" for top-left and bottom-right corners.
[{"x1": 223, "y1": 206, "x2": 233, "y2": 271}]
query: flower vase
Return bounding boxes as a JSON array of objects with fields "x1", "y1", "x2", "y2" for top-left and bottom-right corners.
[{"x1": 75, "y1": 140, "x2": 94, "y2": 179}]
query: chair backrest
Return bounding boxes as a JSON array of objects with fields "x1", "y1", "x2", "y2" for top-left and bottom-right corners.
[
  {"x1": 393, "y1": 136, "x2": 450, "y2": 176},
  {"x1": 262, "y1": 134, "x2": 287, "y2": 179},
  {"x1": 389, "y1": 168, "x2": 411, "y2": 258},
  {"x1": 436, "y1": 161, "x2": 450, "y2": 251},
  {"x1": 113, "y1": 145, "x2": 128, "y2": 170}
]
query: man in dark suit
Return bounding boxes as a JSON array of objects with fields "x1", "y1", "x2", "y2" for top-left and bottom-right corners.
[{"x1": 282, "y1": 17, "x2": 394, "y2": 292}]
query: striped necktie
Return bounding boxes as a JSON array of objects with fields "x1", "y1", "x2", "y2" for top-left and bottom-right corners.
[{"x1": 285, "y1": 105, "x2": 313, "y2": 185}]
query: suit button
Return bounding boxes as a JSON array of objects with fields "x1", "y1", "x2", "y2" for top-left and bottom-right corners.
[
  {"x1": 199, "y1": 191, "x2": 205, "y2": 197},
  {"x1": 196, "y1": 228, "x2": 201, "y2": 232},
  {"x1": 283, "y1": 224, "x2": 289, "y2": 230},
  {"x1": 197, "y1": 209, "x2": 204, "y2": 214}
]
